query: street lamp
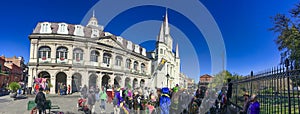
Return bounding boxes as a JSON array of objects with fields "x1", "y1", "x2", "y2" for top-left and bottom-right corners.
[{"x1": 166, "y1": 74, "x2": 170, "y2": 87}]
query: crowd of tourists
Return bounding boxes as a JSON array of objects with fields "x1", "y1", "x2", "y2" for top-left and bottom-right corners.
[
  {"x1": 78, "y1": 84, "x2": 210, "y2": 114},
  {"x1": 31, "y1": 79, "x2": 261, "y2": 114}
]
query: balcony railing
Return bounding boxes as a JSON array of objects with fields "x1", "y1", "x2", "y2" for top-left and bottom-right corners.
[
  {"x1": 72, "y1": 60, "x2": 84, "y2": 65},
  {"x1": 100, "y1": 63, "x2": 111, "y2": 68},
  {"x1": 56, "y1": 58, "x2": 68, "y2": 64},
  {"x1": 87, "y1": 61, "x2": 99, "y2": 67},
  {"x1": 39, "y1": 58, "x2": 51, "y2": 63}
]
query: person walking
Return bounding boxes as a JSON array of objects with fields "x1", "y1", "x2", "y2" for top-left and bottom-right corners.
[
  {"x1": 95, "y1": 86, "x2": 100, "y2": 102},
  {"x1": 240, "y1": 92, "x2": 251, "y2": 114},
  {"x1": 99, "y1": 86, "x2": 107, "y2": 113},
  {"x1": 160, "y1": 87, "x2": 171, "y2": 114},
  {"x1": 35, "y1": 87, "x2": 46, "y2": 114},
  {"x1": 248, "y1": 95, "x2": 260, "y2": 114},
  {"x1": 67, "y1": 85, "x2": 71, "y2": 95},
  {"x1": 87, "y1": 88, "x2": 96, "y2": 114},
  {"x1": 113, "y1": 87, "x2": 123, "y2": 114},
  {"x1": 34, "y1": 83, "x2": 39, "y2": 94},
  {"x1": 81, "y1": 85, "x2": 88, "y2": 99}
]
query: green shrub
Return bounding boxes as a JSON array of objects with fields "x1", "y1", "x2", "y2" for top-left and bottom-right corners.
[{"x1": 8, "y1": 82, "x2": 21, "y2": 93}]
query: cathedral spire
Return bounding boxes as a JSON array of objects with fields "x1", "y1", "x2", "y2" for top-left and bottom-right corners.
[
  {"x1": 157, "y1": 8, "x2": 170, "y2": 43},
  {"x1": 164, "y1": 9, "x2": 169, "y2": 35},
  {"x1": 176, "y1": 43, "x2": 179, "y2": 58}
]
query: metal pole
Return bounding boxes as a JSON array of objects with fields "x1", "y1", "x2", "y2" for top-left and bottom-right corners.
[
  {"x1": 285, "y1": 59, "x2": 291, "y2": 114},
  {"x1": 250, "y1": 71, "x2": 253, "y2": 95},
  {"x1": 167, "y1": 76, "x2": 169, "y2": 88},
  {"x1": 236, "y1": 76, "x2": 238, "y2": 105}
]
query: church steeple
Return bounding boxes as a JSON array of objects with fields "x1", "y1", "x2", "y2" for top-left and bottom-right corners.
[
  {"x1": 87, "y1": 10, "x2": 99, "y2": 27},
  {"x1": 176, "y1": 43, "x2": 179, "y2": 58},
  {"x1": 164, "y1": 9, "x2": 169, "y2": 35},
  {"x1": 157, "y1": 9, "x2": 170, "y2": 43}
]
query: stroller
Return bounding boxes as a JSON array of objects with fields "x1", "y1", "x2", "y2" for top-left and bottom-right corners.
[{"x1": 77, "y1": 98, "x2": 91, "y2": 114}]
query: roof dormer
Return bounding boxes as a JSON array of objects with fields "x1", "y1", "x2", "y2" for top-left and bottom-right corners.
[
  {"x1": 40, "y1": 22, "x2": 52, "y2": 34},
  {"x1": 57, "y1": 23, "x2": 68, "y2": 34}
]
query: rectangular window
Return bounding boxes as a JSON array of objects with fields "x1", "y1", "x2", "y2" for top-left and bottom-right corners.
[
  {"x1": 80, "y1": 53, "x2": 83, "y2": 60},
  {"x1": 38, "y1": 52, "x2": 42, "y2": 58},
  {"x1": 48, "y1": 52, "x2": 51, "y2": 58}
]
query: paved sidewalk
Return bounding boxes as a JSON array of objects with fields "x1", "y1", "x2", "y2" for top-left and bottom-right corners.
[{"x1": 0, "y1": 93, "x2": 114, "y2": 114}]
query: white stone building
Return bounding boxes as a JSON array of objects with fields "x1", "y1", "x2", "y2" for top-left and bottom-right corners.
[{"x1": 27, "y1": 11, "x2": 181, "y2": 94}]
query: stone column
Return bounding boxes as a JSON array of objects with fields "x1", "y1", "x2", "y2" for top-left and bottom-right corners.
[
  {"x1": 66, "y1": 72, "x2": 72, "y2": 94},
  {"x1": 85, "y1": 46, "x2": 90, "y2": 65},
  {"x1": 111, "y1": 53, "x2": 115, "y2": 68},
  {"x1": 27, "y1": 67, "x2": 34, "y2": 88},
  {"x1": 97, "y1": 73, "x2": 101, "y2": 87},
  {"x1": 99, "y1": 50, "x2": 103, "y2": 63},
  {"x1": 50, "y1": 44, "x2": 56, "y2": 63},
  {"x1": 81, "y1": 71, "x2": 88, "y2": 88},
  {"x1": 50, "y1": 75, "x2": 56, "y2": 94},
  {"x1": 29, "y1": 43, "x2": 34, "y2": 59},
  {"x1": 34, "y1": 43, "x2": 38, "y2": 59},
  {"x1": 68, "y1": 45, "x2": 73, "y2": 64},
  {"x1": 110, "y1": 75, "x2": 115, "y2": 87}
]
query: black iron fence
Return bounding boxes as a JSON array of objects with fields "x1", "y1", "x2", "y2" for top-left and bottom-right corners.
[{"x1": 231, "y1": 59, "x2": 300, "y2": 114}]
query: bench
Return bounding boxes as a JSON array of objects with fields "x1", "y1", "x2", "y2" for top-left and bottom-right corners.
[{"x1": 27, "y1": 100, "x2": 60, "y2": 113}]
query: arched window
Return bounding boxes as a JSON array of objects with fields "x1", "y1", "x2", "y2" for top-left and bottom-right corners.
[
  {"x1": 56, "y1": 47, "x2": 68, "y2": 60},
  {"x1": 73, "y1": 48, "x2": 84, "y2": 61},
  {"x1": 141, "y1": 63, "x2": 146, "y2": 73},
  {"x1": 115, "y1": 56, "x2": 122, "y2": 66},
  {"x1": 38, "y1": 46, "x2": 51, "y2": 59},
  {"x1": 90, "y1": 50, "x2": 99, "y2": 62},
  {"x1": 126, "y1": 59, "x2": 131, "y2": 69},
  {"x1": 134, "y1": 61, "x2": 138, "y2": 71},
  {"x1": 103, "y1": 53, "x2": 111, "y2": 65}
]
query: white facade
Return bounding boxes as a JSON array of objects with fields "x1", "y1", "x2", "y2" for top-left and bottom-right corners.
[
  {"x1": 28, "y1": 14, "x2": 151, "y2": 94},
  {"x1": 28, "y1": 11, "x2": 182, "y2": 94},
  {"x1": 150, "y1": 10, "x2": 181, "y2": 88}
]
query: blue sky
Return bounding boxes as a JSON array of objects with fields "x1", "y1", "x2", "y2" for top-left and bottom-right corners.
[{"x1": 0, "y1": 0, "x2": 298, "y2": 81}]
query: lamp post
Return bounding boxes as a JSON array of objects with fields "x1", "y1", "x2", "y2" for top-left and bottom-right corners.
[{"x1": 166, "y1": 74, "x2": 170, "y2": 88}]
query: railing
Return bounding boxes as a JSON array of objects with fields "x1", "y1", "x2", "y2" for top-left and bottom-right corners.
[{"x1": 231, "y1": 59, "x2": 300, "y2": 114}]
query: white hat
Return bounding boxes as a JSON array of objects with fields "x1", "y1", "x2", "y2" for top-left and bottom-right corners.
[{"x1": 251, "y1": 94, "x2": 257, "y2": 100}]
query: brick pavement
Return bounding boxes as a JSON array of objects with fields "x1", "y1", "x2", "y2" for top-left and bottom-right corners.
[{"x1": 0, "y1": 93, "x2": 114, "y2": 114}]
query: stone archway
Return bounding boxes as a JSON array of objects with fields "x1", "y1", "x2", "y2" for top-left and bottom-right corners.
[
  {"x1": 133, "y1": 78, "x2": 138, "y2": 89},
  {"x1": 114, "y1": 76, "x2": 122, "y2": 88},
  {"x1": 55, "y1": 72, "x2": 67, "y2": 93},
  {"x1": 89, "y1": 74, "x2": 98, "y2": 89},
  {"x1": 72, "y1": 73, "x2": 82, "y2": 93},
  {"x1": 125, "y1": 77, "x2": 131, "y2": 89},
  {"x1": 102, "y1": 75, "x2": 110, "y2": 88},
  {"x1": 140, "y1": 79, "x2": 145, "y2": 88},
  {"x1": 38, "y1": 71, "x2": 51, "y2": 91},
  {"x1": 38, "y1": 71, "x2": 50, "y2": 78}
]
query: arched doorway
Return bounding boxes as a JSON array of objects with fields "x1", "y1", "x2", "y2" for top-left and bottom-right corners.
[
  {"x1": 55, "y1": 72, "x2": 67, "y2": 93},
  {"x1": 38, "y1": 71, "x2": 50, "y2": 78},
  {"x1": 140, "y1": 79, "x2": 145, "y2": 88},
  {"x1": 89, "y1": 74, "x2": 98, "y2": 89},
  {"x1": 72, "y1": 73, "x2": 82, "y2": 93},
  {"x1": 133, "y1": 78, "x2": 138, "y2": 89},
  {"x1": 125, "y1": 77, "x2": 131, "y2": 89},
  {"x1": 102, "y1": 75, "x2": 110, "y2": 88},
  {"x1": 114, "y1": 76, "x2": 121, "y2": 88},
  {"x1": 37, "y1": 71, "x2": 51, "y2": 91}
]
